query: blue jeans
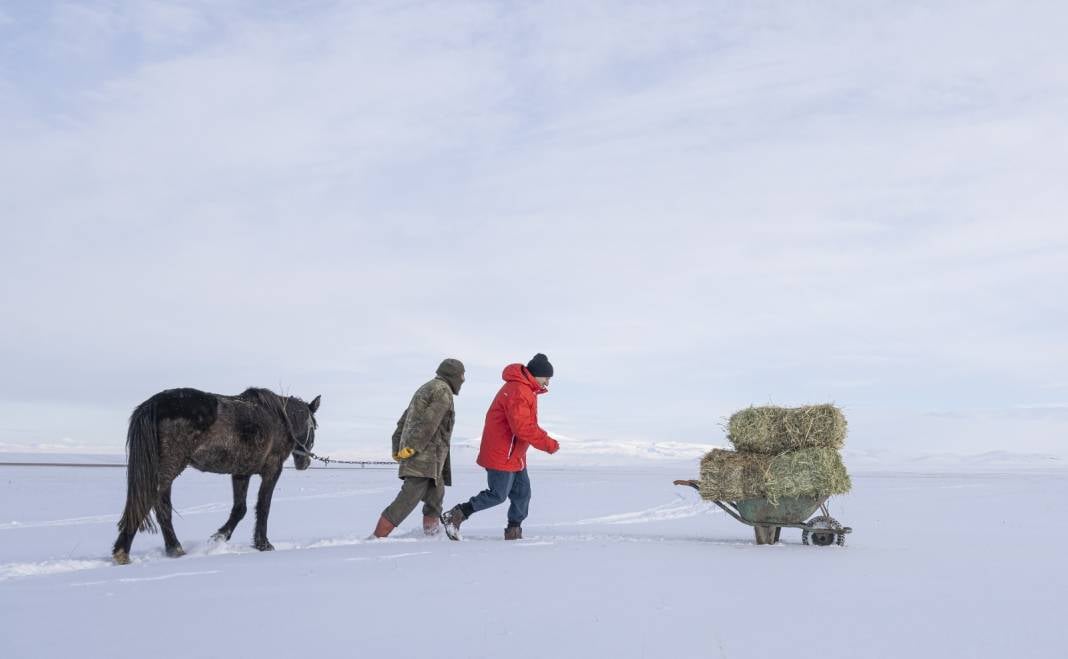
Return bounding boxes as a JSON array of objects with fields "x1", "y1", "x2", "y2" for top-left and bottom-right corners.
[{"x1": 466, "y1": 468, "x2": 531, "y2": 525}]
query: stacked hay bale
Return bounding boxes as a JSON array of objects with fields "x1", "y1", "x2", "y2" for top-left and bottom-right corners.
[{"x1": 699, "y1": 405, "x2": 851, "y2": 504}]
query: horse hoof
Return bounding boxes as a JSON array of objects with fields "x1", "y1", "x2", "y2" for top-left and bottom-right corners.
[
  {"x1": 166, "y1": 545, "x2": 186, "y2": 558},
  {"x1": 254, "y1": 541, "x2": 275, "y2": 552},
  {"x1": 211, "y1": 532, "x2": 229, "y2": 543},
  {"x1": 113, "y1": 550, "x2": 131, "y2": 565}
]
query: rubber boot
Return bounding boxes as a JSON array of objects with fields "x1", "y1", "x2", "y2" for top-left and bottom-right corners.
[
  {"x1": 423, "y1": 515, "x2": 441, "y2": 537},
  {"x1": 372, "y1": 515, "x2": 395, "y2": 539}
]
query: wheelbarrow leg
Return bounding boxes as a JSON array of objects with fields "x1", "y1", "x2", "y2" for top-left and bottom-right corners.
[{"x1": 754, "y1": 526, "x2": 779, "y2": 545}]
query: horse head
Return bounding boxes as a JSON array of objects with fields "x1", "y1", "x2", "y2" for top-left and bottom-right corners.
[{"x1": 288, "y1": 394, "x2": 321, "y2": 471}]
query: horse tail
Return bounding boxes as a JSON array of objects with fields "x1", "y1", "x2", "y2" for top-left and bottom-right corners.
[{"x1": 118, "y1": 398, "x2": 160, "y2": 534}]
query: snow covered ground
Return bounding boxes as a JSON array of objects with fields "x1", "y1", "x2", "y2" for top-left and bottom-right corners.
[{"x1": 2, "y1": 456, "x2": 1066, "y2": 658}]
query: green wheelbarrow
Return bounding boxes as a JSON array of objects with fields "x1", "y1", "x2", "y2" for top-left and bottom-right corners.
[{"x1": 673, "y1": 479, "x2": 852, "y2": 546}]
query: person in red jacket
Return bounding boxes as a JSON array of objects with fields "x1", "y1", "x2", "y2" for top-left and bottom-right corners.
[{"x1": 441, "y1": 353, "x2": 560, "y2": 541}]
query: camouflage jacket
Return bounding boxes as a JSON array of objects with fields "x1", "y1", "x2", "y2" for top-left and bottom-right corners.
[{"x1": 392, "y1": 376, "x2": 455, "y2": 486}]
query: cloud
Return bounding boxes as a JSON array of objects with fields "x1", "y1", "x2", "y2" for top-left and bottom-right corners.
[{"x1": 1, "y1": 1, "x2": 1067, "y2": 455}]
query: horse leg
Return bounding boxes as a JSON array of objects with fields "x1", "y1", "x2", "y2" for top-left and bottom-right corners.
[
  {"x1": 112, "y1": 485, "x2": 156, "y2": 565},
  {"x1": 252, "y1": 463, "x2": 283, "y2": 551},
  {"x1": 213, "y1": 474, "x2": 251, "y2": 541},
  {"x1": 155, "y1": 480, "x2": 185, "y2": 557},
  {"x1": 112, "y1": 527, "x2": 137, "y2": 565}
]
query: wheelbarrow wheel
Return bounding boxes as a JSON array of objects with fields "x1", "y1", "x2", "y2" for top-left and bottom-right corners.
[{"x1": 802, "y1": 515, "x2": 845, "y2": 547}]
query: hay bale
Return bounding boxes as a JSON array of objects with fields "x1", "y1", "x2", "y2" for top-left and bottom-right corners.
[
  {"x1": 698, "y1": 447, "x2": 851, "y2": 504},
  {"x1": 698, "y1": 449, "x2": 769, "y2": 501},
  {"x1": 764, "y1": 447, "x2": 851, "y2": 503},
  {"x1": 728, "y1": 405, "x2": 847, "y2": 454}
]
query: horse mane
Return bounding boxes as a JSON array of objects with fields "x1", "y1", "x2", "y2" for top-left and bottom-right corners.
[
  {"x1": 238, "y1": 388, "x2": 306, "y2": 439},
  {"x1": 239, "y1": 387, "x2": 288, "y2": 410}
]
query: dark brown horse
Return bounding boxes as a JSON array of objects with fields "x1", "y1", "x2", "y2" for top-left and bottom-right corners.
[{"x1": 112, "y1": 387, "x2": 320, "y2": 564}]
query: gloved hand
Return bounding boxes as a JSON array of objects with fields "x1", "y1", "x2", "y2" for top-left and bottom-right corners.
[
  {"x1": 547, "y1": 438, "x2": 560, "y2": 455},
  {"x1": 395, "y1": 447, "x2": 415, "y2": 460}
]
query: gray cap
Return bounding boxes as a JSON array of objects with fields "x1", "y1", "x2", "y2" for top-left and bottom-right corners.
[{"x1": 436, "y1": 358, "x2": 465, "y2": 394}]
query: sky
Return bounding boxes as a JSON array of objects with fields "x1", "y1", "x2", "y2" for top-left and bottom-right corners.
[{"x1": 1, "y1": 1, "x2": 1066, "y2": 459}]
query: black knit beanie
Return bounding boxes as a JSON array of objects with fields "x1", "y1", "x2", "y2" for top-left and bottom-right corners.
[{"x1": 526, "y1": 353, "x2": 554, "y2": 378}]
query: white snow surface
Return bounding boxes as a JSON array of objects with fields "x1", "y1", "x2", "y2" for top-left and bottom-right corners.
[{"x1": 1, "y1": 458, "x2": 1066, "y2": 658}]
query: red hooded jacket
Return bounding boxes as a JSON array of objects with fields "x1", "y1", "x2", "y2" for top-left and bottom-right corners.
[{"x1": 476, "y1": 364, "x2": 559, "y2": 472}]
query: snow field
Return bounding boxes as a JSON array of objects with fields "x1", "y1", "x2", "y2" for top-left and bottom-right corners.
[{"x1": 1, "y1": 461, "x2": 1066, "y2": 658}]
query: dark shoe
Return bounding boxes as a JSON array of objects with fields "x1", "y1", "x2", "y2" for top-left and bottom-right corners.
[
  {"x1": 423, "y1": 515, "x2": 441, "y2": 537},
  {"x1": 441, "y1": 505, "x2": 466, "y2": 541},
  {"x1": 504, "y1": 525, "x2": 522, "y2": 541}
]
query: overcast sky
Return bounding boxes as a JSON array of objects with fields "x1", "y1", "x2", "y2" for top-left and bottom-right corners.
[{"x1": 1, "y1": 1, "x2": 1066, "y2": 459}]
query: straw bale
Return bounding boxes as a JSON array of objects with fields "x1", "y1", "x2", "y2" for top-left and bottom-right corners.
[
  {"x1": 728, "y1": 405, "x2": 847, "y2": 454},
  {"x1": 698, "y1": 447, "x2": 851, "y2": 504}
]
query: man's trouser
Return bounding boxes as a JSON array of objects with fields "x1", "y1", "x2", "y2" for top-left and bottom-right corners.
[
  {"x1": 464, "y1": 468, "x2": 531, "y2": 525},
  {"x1": 382, "y1": 476, "x2": 445, "y2": 526}
]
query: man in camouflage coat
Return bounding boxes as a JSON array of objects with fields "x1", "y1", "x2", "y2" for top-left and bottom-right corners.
[{"x1": 372, "y1": 358, "x2": 465, "y2": 538}]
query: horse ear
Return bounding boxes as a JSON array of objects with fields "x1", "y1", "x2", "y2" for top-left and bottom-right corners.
[{"x1": 309, "y1": 395, "x2": 321, "y2": 413}]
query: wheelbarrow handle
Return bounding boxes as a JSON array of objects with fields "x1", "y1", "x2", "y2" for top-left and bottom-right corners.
[{"x1": 672, "y1": 479, "x2": 700, "y2": 491}]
